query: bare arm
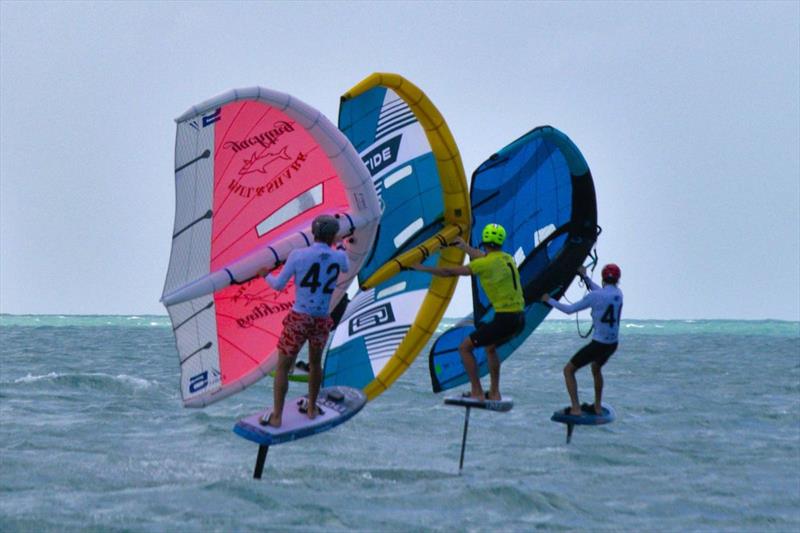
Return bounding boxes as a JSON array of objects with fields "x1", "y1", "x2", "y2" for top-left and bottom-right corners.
[
  {"x1": 412, "y1": 263, "x2": 472, "y2": 277},
  {"x1": 452, "y1": 236, "x2": 485, "y2": 260}
]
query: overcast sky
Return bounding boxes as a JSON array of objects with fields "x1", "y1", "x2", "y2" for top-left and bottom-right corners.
[{"x1": 1, "y1": 1, "x2": 798, "y2": 320}]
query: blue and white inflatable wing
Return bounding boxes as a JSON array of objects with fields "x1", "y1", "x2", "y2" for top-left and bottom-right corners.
[
  {"x1": 429, "y1": 126, "x2": 598, "y2": 393},
  {"x1": 323, "y1": 74, "x2": 470, "y2": 401}
]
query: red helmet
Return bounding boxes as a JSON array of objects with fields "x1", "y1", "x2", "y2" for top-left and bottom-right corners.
[{"x1": 601, "y1": 263, "x2": 621, "y2": 283}]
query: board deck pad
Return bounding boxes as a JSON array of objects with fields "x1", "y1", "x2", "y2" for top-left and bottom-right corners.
[
  {"x1": 444, "y1": 394, "x2": 514, "y2": 412},
  {"x1": 233, "y1": 386, "x2": 367, "y2": 445},
  {"x1": 551, "y1": 403, "x2": 615, "y2": 425}
]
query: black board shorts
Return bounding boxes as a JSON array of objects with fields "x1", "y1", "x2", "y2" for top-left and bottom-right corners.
[
  {"x1": 470, "y1": 312, "x2": 525, "y2": 348},
  {"x1": 570, "y1": 340, "x2": 618, "y2": 369}
]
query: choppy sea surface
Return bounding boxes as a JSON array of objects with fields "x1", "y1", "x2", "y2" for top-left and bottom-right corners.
[{"x1": 1, "y1": 315, "x2": 798, "y2": 532}]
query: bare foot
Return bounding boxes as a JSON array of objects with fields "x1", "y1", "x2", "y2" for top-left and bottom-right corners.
[
  {"x1": 569, "y1": 407, "x2": 582, "y2": 416},
  {"x1": 487, "y1": 391, "x2": 501, "y2": 401},
  {"x1": 306, "y1": 406, "x2": 318, "y2": 420},
  {"x1": 594, "y1": 406, "x2": 603, "y2": 416},
  {"x1": 260, "y1": 412, "x2": 281, "y2": 428}
]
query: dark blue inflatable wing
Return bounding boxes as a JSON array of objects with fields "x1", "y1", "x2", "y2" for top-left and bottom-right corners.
[{"x1": 429, "y1": 126, "x2": 598, "y2": 393}]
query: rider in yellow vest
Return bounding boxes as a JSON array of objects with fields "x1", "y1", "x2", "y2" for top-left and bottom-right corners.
[{"x1": 413, "y1": 224, "x2": 524, "y2": 401}]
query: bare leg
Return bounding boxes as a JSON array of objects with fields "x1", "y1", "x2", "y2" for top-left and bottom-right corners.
[
  {"x1": 459, "y1": 337, "x2": 484, "y2": 400},
  {"x1": 306, "y1": 344, "x2": 323, "y2": 419},
  {"x1": 485, "y1": 345, "x2": 501, "y2": 400},
  {"x1": 268, "y1": 352, "x2": 294, "y2": 427},
  {"x1": 591, "y1": 362, "x2": 604, "y2": 415},
  {"x1": 563, "y1": 362, "x2": 581, "y2": 415}
]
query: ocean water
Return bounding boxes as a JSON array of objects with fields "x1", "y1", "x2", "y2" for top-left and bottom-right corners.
[{"x1": 1, "y1": 315, "x2": 798, "y2": 532}]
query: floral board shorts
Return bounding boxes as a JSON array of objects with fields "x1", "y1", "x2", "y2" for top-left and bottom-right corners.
[{"x1": 276, "y1": 310, "x2": 334, "y2": 357}]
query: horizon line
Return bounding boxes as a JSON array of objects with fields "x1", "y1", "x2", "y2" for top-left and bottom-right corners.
[{"x1": 0, "y1": 313, "x2": 798, "y2": 323}]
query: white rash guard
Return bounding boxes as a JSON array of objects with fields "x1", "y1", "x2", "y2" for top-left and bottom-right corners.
[
  {"x1": 548, "y1": 275, "x2": 623, "y2": 344},
  {"x1": 266, "y1": 242, "x2": 349, "y2": 317}
]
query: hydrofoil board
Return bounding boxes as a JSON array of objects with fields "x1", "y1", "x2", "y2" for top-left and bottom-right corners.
[
  {"x1": 550, "y1": 403, "x2": 615, "y2": 444},
  {"x1": 551, "y1": 403, "x2": 615, "y2": 425},
  {"x1": 234, "y1": 386, "x2": 366, "y2": 446},
  {"x1": 444, "y1": 393, "x2": 513, "y2": 412}
]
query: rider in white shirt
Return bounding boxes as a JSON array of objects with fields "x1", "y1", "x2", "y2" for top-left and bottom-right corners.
[
  {"x1": 258, "y1": 215, "x2": 349, "y2": 427},
  {"x1": 541, "y1": 263, "x2": 623, "y2": 416}
]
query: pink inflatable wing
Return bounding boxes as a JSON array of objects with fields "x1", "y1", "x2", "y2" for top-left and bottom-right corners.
[{"x1": 162, "y1": 88, "x2": 380, "y2": 408}]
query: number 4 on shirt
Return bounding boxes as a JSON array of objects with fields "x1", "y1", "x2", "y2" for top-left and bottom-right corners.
[
  {"x1": 299, "y1": 263, "x2": 340, "y2": 294},
  {"x1": 600, "y1": 304, "x2": 622, "y2": 327}
]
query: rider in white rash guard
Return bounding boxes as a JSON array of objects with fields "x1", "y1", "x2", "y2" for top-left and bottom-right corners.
[
  {"x1": 257, "y1": 215, "x2": 349, "y2": 427},
  {"x1": 542, "y1": 263, "x2": 623, "y2": 416}
]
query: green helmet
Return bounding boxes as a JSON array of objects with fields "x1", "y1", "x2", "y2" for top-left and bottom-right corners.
[{"x1": 481, "y1": 223, "x2": 506, "y2": 246}]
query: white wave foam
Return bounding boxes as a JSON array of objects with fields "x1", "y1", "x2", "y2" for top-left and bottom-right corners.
[
  {"x1": 14, "y1": 372, "x2": 58, "y2": 383},
  {"x1": 13, "y1": 372, "x2": 154, "y2": 388},
  {"x1": 625, "y1": 323, "x2": 645, "y2": 328},
  {"x1": 113, "y1": 374, "x2": 154, "y2": 388}
]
